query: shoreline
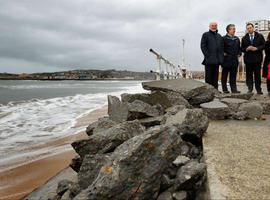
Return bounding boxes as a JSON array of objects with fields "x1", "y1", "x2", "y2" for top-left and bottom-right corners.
[{"x1": 0, "y1": 106, "x2": 108, "y2": 200}]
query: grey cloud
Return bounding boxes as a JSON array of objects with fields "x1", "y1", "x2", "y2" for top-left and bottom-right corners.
[{"x1": 0, "y1": 0, "x2": 269, "y2": 73}]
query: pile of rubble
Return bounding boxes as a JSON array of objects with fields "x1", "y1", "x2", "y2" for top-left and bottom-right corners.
[{"x1": 25, "y1": 79, "x2": 270, "y2": 200}]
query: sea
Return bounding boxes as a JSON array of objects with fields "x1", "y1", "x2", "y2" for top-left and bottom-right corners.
[{"x1": 0, "y1": 80, "x2": 146, "y2": 170}]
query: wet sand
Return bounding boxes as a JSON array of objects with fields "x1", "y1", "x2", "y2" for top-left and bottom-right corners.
[{"x1": 0, "y1": 106, "x2": 107, "y2": 200}]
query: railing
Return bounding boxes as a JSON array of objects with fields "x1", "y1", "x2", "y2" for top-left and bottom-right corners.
[{"x1": 149, "y1": 48, "x2": 181, "y2": 80}]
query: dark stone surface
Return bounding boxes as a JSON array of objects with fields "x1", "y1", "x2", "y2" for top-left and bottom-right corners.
[
  {"x1": 71, "y1": 120, "x2": 145, "y2": 158},
  {"x1": 200, "y1": 100, "x2": 230, "y2": 120},
  {"x1": 127, "y1": 100, "x2": 164, "y2": 120},
  {"x1": 139, "y1": 116, "x2": 164, "y2": 128},
  {"x1": 157, "y1": 191, "x2": 173, "y2": 200},
  {"x1": 108, "y1": 95, "x2": 129, "y2": 122},
  {"x1": 86, "y1": 117, "x2": 117, "y2": 136},
  {"x1": 165, "y1": 105, "x2": 187, "y2": 115},
  {"x1": 172, "y1": 191, "x2": 187, "y2": 200},
  {"x1": 56, "y1": 179, "x2": 74, "y2": 196},
  {"x1": 165, "y1": 109, "x2": 209, "y2": 140},
  {"x1": 122, "y1": 91, "x2": 172, "y2": 109},
  {"x1": 69, "y1": 155, "x2": 82, "y2": 173},
  {"x1": 163, "y1": 91, "x2": 190, "y2": 107},
  {"x1": 74, "y1": 125, "x2": 184, "y2": 200},
  {"x1": 174, "y1": 161, "x2": 206, "y2": 191},
  {"x1": 142, "y1": 79, "x2": 215, "y2": 105},
  {"x1": 78, "y1": 154, "x2": 111, "y2": 189}
]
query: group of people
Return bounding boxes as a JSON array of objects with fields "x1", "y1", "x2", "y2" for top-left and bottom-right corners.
[{"x1": 201, "y1": 22, "x2": 270, "y2": 95}]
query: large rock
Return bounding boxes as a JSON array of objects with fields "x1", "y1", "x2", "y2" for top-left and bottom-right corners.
[
  {"x1": 108, "y1": 95, "x2": 129, "y2": 122},
  {"x1": 127, "y1": 100, "x2": 164, "y2": 120},
  {"x1": 250, "y1": 95, "x2": 270, "y2": 114},
  {"x1": 200, "y1": 100, "x2": 230, "y2": 120},
  {"x1": 86, "y1": 117, "x2": 117, "y2": 136},
  {"x1": 78, "y1": 154, "x2": 111, "y2": 189},
  {"x1": 163, "y1": 91, "x2": 191, "y2": 107},
  {"x1": 74, "y1": 125, "x2": 184, "y2": 200},
  {"x1": 220, "y1": 98, "x2": 248, "y2": 112},
  {"x1": 165, "y1": 109, "x2": 209, "y2": 140},
  {"x1": 216, "y1": 92, "x2": 253, "y2": 100},
  {"x1": 142, "y1": 79, "x2": 216, "y2": 105},
  {"x1": 71, "y1": 120, "x2": 145, "y2": 158},
  {"x1": 239, "y1": 102, "x2": 264, "y2": 119},
  {"x1": 174, "y1": 161, "x2": 206, "y2": 191},
  {"x1": 108, "y1": 96, "x2": 164, "y2": 122},
  {"x1": 121, "y1": 91, "x2": 172, "y2": 109},
  {"x1": 139, "y1": 116, "x2": 165, "y2": 128}
]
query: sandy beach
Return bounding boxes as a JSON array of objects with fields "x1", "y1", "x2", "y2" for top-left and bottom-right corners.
[{"x1": 0, "y1": 106, "x2": 108, "y2": 200}]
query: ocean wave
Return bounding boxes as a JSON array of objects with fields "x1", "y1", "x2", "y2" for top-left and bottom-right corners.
[{"x1": 0, "y1": 82, "x2": 145, "y2": 164}]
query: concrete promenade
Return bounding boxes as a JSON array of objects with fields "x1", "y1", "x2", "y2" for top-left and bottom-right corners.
[{"x1": 204, "y1": 83, "x2": 270, "y2": 199}]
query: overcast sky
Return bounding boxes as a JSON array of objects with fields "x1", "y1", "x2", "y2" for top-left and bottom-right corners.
[{"x1": 0, "y1": 0, "x2": 269, "y2": 73}]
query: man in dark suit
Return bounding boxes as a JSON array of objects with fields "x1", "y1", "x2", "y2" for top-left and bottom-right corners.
[
  {"x1": 201, "y1": 22, "x2": 224, "y2": 89},
  {"x1": 241, "y1": 23, "x2": 265, "y2": 94}
]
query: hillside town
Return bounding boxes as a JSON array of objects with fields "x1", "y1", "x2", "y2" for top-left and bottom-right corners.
[{"x1": 0, "y1": 69, "x2": 155, "y2": 80}]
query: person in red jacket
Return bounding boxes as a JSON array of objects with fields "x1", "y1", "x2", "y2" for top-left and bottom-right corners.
[{"x1": 262, "y1": 32, "x2": 270, "y2": 95}]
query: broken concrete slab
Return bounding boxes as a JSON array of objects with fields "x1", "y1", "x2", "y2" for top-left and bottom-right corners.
[
  {"x1": 200, "y1": 100, "x2": 230, "y2": 120},
  {"x1": 220, "y1": 98, "x2": 248, "y2": 112},
  {"x1": 142, "y1": 79, "x2": 216, "y2": 105}
]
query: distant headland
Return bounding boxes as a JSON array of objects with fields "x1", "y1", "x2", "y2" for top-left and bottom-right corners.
[
  {"x1": 0, "y1": 69, "x2": 204, "y2": 81},
  {"x1": 0, "y1": 69, "x2": 157, "y2": 81}
]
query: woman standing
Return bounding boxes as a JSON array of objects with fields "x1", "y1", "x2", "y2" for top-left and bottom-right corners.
[
  {"x1": 221, "y1": 24, "x2": 241, "y2": 93},
  {"x1": 263, "y1": 32, "x2": 270, "y2": 95}
]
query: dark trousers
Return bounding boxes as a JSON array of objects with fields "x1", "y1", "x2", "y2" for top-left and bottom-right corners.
[
  {"x1": 267, "y1": 79, "x2": 270, "y2": 93},
  {"x1": 221, "y1": 67, "x2": 238, "y2": 92},
  {"x1": 245, "y1": 63, "x2": 262, "y2": 92},
  {"x1": 205, "y1": 65, "x2": 219, "y2": 89}
]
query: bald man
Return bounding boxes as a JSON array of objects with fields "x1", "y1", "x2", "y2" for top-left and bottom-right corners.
[{"x1": 201, "y1": 22, "x2": 224, "y2": 89}]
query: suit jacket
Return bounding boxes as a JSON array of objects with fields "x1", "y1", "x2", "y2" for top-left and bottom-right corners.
[
  {"x1": 222, "y1": 34, "x2": 241, "y2": 69},
  {"x1": 241, "y1": 32, "x2": 265, "y2": 64},
  {"x1": 201, "y1": 30, "x2": 224, "y2": 66},
  {"x1": 263, "y1": 40, "x2": 270, "y2": 78}
]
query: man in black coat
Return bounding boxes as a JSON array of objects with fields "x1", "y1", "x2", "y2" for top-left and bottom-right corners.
[
  {"x1": 221, "y1": 24, "x2": 241, "y2": 93},
  {"x1": 201, "y1": 22, "x2": 224, "y2": 89},
  {"x1": 241, "y1": 23, "x2": 265, "y2": 94}
]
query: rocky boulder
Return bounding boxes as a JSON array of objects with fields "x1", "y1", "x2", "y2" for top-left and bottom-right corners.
[
  {"x1": 121, "y1": 91, "x2": 172, "y2": 109},
  {"x1": 239, "y1": 102, "x2": 264, "y2": 119},
  {"x1": 74, "y1": 125, "x2": 184, "y2": 200},
  {"x1": 220, "y1": 98, "x2": 248, "y2": 112},
  {"x1": 78, "y1": 154, "x2": 111, "y2": 190},
  {"x1": 165, "y1": 109, "x2": 209, "y2": 141},
  {"x1": 127, "y1": 100, "x2": 164, "y2": 120},
  {"x1": 71, "y1": 120, "x2": 145, "y2": 158},
  {"x1": 142, "y1": 79, "x2": 216, "y2": 105},
  {"x1": 108, "y1": 96, "x2": 164, "y2": 122},
  {"x1": 200, "y1": 100, "x2": 230, "y2": 120},
  {"x1": 86, "y1": 117, "x2": 117, "y2": 136},
  {"x1": 139, "y1": 116, "x2": 165, "y2": 128},
  {"x1": 108, "y1": 95, "x2": 129, "y2": 122},
  {"x1": 174, "y1": 161, "x2": 206, "y2": 191}
]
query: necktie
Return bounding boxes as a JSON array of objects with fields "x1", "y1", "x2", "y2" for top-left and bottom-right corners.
[{"x1": 250, "y1": 34, "x2": 254, "y2": 44}]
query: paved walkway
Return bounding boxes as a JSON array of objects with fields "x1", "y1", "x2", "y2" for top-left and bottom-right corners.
[{"x1": 204, "y1": 116, "x2": 270, "y2": 199}]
